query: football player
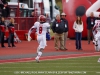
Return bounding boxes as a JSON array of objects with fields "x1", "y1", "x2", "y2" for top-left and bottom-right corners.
[
  {"x1": 28, "y1": 15, "x2": 50, "y2": 63},
  {"x1": 92, "y1": 20, "x2": 100, "y2": 51}
]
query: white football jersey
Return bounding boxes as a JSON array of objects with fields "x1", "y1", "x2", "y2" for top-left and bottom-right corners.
[
  {"x1": 31, "y1": 22, "x2": 50, "y2": 36},
  {"x1": 93, "y1": 20, "x2": 100, "y2": 32}
]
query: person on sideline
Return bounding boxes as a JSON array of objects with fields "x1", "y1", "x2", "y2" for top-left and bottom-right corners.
[
  {"x1": 51, "y1": 14, "x2": 66, "y2": 51},
  {"x1": 28, "y1": 15, "x2": 50, "y2": 63},
  {"x1": 30, "y1": 11, "x2": 35, "y2": 17},
  {"x1": 45, "y1": 13, "x2": 51, "y2": 40},
  {"x1": 45, "y1": 13, "x2": 51, "y2": 24},
  {"x1": 61, "y1": 12, "x2": 69, "y2": 50},
  {"x1": 86, "y1": 12, "x2": 96, "y2": 44},
  {"x1": 73, "y1": 16, "x2": 83, "y2": 50},
  {"x1": 1, "y1": 2, "x2": 10, "y2": 18},
  {"x1": 0, "y1": 17, "x2": 6, "y2": 47},
  {"x1": 7, "y1": 18, "x2": 16, "y2": 47}
]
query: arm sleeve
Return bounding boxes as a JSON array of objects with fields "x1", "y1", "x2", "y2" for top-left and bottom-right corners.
[
  {"x1": 73, "y1": 22, "x2": 77, "y2": 31},
  {"x1": 28, "y1": 22, "x2": 37, "y2": 36},
  {"x1": 81, "y1": 22, "x2": 83, "y2": 32}
]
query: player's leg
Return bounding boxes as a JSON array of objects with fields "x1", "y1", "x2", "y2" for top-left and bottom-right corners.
[
  {"x1": 35, "y1": 36, "x2": 46, "y2": 62},
  {"x1": 36, "y1": 46, "x2": 43, "y2": 60},
  {"x1": 35, "y1": 47, "x2": 44, "y2": 63},
  {"x1": 98, "y1": 58, "x2": 100, "y2": 62},
  {"x1": 94, "y1": 33, "x2": 99, "y2": 45},
  {"x1": 94, "y1": 33, "x2": 100, "y2": 51},
  {"x1": 98, "y1": 40, "x2": 100, "y2": 51},
  {"x1": 92, "y1": 31, "x2": 96, "y2": 44},
  {"x1": 36, "y1": 40, "x2": 41, "y2": 54}
]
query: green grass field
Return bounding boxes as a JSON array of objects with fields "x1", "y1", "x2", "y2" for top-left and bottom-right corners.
[{"x1": 0, "y1": 56, "x2": 100, "y2": 75}]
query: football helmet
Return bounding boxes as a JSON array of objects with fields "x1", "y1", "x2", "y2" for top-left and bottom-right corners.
[{"x1": 39, "y1": 15, "x2": 46, "y2": 22}]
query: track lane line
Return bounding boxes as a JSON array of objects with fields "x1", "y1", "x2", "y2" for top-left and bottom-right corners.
[{"x1": 0, "y1": 52, "x2": 100, "y2": 64}]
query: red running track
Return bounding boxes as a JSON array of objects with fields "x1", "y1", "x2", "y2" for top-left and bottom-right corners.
[{"x1": 0, "y1": 40, "x2": 100, "y2": 63}]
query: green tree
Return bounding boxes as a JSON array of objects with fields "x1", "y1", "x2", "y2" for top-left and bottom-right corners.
[{"x1": 56, "y1": 0, "x2": 63, "y2": 13}]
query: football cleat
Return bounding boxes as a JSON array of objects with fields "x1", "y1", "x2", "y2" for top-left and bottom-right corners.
[
  {"x1": 39, "y1": 15, "x2": 46, "y2": 22},
  {"x1": 35, "y1": 58, "x2": 40, "y2": 63},
  {"x1": 97, "y1": 58, "x2": 100, "y2": 62}
]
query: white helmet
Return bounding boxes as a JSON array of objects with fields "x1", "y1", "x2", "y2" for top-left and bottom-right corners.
[{"x1": 61, "y1": 12, "x2": 66, "y2": 16}]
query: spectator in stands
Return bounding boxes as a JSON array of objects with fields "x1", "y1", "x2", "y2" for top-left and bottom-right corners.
[
  {"x1": 1, "y1": 0, "x2": 6, "y2": 4},
  {"x1": 73, "y1": 16, "x2": 83, "y2": 50},
  {"x1": 7, "y1": 18, "x2": 16, "y2": 47},
  {"x1": 0, "y1": 0, "x2": 6, "y2": 12},
  {"x1": 45, "y1": 13, "x2": 51, "y2": 40},
  {"x1": 0, "y1": 0, "x2": 6, "y2": 5},
  {"x1": 61, "y1": 12, "x2": 69, "y2": 50},
  {"x1": 45, "y1": 13, "x2": 51, "y2": 24},
  {"x1": 51, "y1": 14, "x2": 66, "y2": 51},
  {"x1": 86, "y1": 12, "x2": 96, "y2": 44},
  {"x1": 0, "y1": 17, "x2": 6, "y2": 48},
  {"x1": 30, "y1": 11, "x2": 35, "y2": 17},
  {"x1": 1, "y1": 2, "x2": 10, "y2": 18}
]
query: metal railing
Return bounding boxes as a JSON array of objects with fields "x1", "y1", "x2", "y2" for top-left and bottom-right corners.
[{"x1": 5, "y1": 17, "x2": 38, "y2": 30}]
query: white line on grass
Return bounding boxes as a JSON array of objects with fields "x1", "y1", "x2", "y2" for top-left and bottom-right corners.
[
  {"x1": 40, "y1": 55, "x2": 100, "y2": 62},
  {"x1": 0, "y1": 71, "x2": 100, "y2": 74},
  {"x1": 10, "y1": 63, "x2": 99, "y2": 65},
  {"x1": 0, "y1": 66, "x2": 100, "y2": 68}
]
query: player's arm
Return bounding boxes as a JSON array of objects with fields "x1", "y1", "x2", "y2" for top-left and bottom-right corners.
[
  {"x1": 28, "y1": 26, "x2": 35, "y2": 36},
  {"x1": 27, "y1": 22, "x2": 37, "y2": 41},
  {"x1": 28, "y1": 22, "x2": 37, "y2": 36},
  {"x1": 27, "y1": 26, "x2": 34, "y2": 41}
]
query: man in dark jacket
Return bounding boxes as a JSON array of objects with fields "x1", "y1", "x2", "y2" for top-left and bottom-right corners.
[
  {"x1": 86, "y1": 12, "x2": 96, "y2": 44},
  {"x1": 51, "y1": 14, "x2": 66, "y2": 50},
  {"x1": 61, "y1": 12, "x2": 69, "y2": 50},
  {"x1": 0, "y1": 0, "x2": 6, "y2": 5},
  {"x1": 0, "y1": 2, "x2": 10, "y2": 18}
]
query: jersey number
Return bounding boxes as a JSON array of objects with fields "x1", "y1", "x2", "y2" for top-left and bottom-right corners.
[{"x1": 39, "y1": 26, "x2": 42, "y2": 34}]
